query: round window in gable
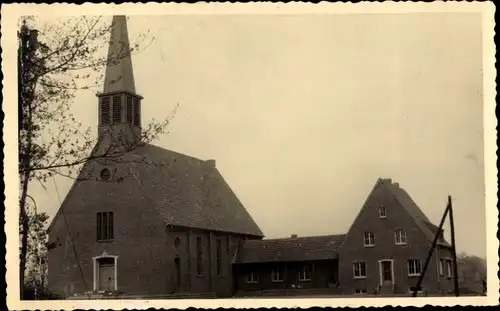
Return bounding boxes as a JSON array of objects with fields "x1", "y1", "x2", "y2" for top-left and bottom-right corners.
[
  {"x1": 100, "y1": 168, "x2": 111, "y2": 181},
  {"x1": 174, "y1": 237, "x2": 180, "y2": 248}
]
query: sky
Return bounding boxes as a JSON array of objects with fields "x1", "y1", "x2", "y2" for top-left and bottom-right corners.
[{"x1": 29, "y1": 13, "x2": 487, "y2": 257}]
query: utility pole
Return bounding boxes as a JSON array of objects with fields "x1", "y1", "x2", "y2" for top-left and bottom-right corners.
[
  {"x1": 448, "y1": 195, "x2": 460, "y2": 296},
  {"x1": 412, "y1": 201, "x2": 449, "y2": 297}
]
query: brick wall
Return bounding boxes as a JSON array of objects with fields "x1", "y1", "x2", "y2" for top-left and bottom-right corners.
[{"x1": 337, "y1": 182, "x2": 442, "y2": 294}]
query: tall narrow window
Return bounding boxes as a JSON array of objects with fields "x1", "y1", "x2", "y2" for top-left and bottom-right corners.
[
  {"x1": 364, "y1": 232, "x2": 375, "y2": 246},
  {"x1": 216, "y1": 239, "x2": 222, "y2": 275},
  {"x1": 126, "y1": 96, "x2": 133, "y2": 124},
  {"x1": 439, "y1": 259, "x2": 444, "y2": 276},
  {"x1": 133, "y1": 99, "x2": 141, "y2": 127},
  {"x1": 408, "y1": 259, "x2": 422, "y2": 276},
  {"x1": 101, "y1": 97, "x2": 111, "y2": 124},
  {"x1": 196, "y1": 237, "x2": 202, "y2": 276},
  {"x1": 395, "y1": 229, "x2": 407, "y2": 245},
  {"x1": 97, "y1": 212, "x2": 114, "y2": 241},
  {"x1": 353, "y1": 262, "x2": 366, "y2": 278},
  {"x1": 112, "y1": 95, "x2": 122, "y2": 123}
]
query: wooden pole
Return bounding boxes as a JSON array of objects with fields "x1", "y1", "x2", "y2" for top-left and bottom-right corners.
[
  {"x1": 412, "y1": 201, "x2": 450, "y2": 297},
  {"x1": 448, "y1": 195, "x2": 460, "y2": 297}
]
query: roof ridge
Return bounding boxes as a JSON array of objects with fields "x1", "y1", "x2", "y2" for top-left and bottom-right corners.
[{"x1": 259, "y1": 233, "x2": 346, "y2": 242}]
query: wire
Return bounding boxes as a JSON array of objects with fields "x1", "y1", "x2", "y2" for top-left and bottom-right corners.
[{"x1": 51, "y1": 176, "x2": 89, "y2": 293}]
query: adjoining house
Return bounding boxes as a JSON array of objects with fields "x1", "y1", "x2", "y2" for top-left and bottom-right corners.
[
  {"x1": 231, "y1": 178, "x2": 456, "y2": 297},
  {"x1": 47, "y1": 16, "x2": 455, "y2": 299}
]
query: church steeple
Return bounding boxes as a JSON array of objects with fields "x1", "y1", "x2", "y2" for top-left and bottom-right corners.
[{"x1": 97, "y1": 15, "x2": 142, "y2": 147}]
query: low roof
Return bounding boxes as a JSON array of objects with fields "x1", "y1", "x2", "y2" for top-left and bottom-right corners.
[
  {"x1": 234, "y1": 234, "x2": 346, "y2": 264},
  {"x1": 48, "y1": 143, "x2": 263, "y2": 237}
]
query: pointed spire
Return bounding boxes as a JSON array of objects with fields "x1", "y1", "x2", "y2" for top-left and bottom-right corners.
[{"x1": 103, "y1": 15, "x2": 136, "y2": 94}]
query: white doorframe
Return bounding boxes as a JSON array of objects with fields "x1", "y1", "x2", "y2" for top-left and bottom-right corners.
[
  {"x1": 93, "y1": 251, "x2": 119, "y2": 291},
  {"x1": 378, "y1": 259, "x2": 395, "y2": 286}
]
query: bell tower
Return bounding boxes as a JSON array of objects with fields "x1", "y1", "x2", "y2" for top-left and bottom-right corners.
[{"x1": 96, "y1": 15, "x2": 142, "y2": 151}]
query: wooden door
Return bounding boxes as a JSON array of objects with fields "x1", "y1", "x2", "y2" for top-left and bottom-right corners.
[{"x1": 98, "y1": 258, "x2": 115, "y2": 291}]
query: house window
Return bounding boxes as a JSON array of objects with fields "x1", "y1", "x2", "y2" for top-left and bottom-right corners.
[
  {"x1": 133, "y1": 98, "x2": 141, "y2": 127},
  {"x1": 395, "y1": 229, "x2": 407, "y2": 245},
  {"x1": 246, "y1": 271, "x2": 258, "y2": 284},
  {"x1": 379, "y1": 206, "x2": 387, "y2": 218},
  {"x1": 364, "y1": 232, "x2": 375, "y2": 246},
  {"x1": 96, "y1": 212, "x2": 114, "y2": 241},
  {"x1": 439, "y1": 259, "x2": 444, "y2": 276},
  {"x1": 408, "y1": 259, "x2": 422, "y2": 276},
  {"x1": 271, "y1": 266, "x2": 284, "y2": 282},
  {"x1": 112, "y1": 95, "x2": 121, "y2": 123},
  {"x1": 353, "y1": 262, "x2": 366, "y2": 278},
  {"x1": 446, "y1": 260, "x2": 452, "y2": 277},
  {"x1": 354, "y1": 289, "x2": 367, "y2": 294},
  {"x1": 94, "y1": 256, "x2": 117, "y2": 292},
  {"x1": 216, "y1": 238, "x2": 222, "y2": 275},
  {"x1": 100, "y1": 96, "x2": 111, "y2": 125},
  {"x1": 196, "y1": 236, "x2": 202, "y2": 276},
  {"x1": 298, "y1": 265, "x2": 312, "y2": 281},
  {"x1": 100, "y1": 168, "x2": 111, "y2": 181}
]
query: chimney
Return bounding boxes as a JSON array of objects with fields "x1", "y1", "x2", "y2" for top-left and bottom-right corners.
[
  {"x1": 393, "y1": 182, "x2": 399, "y2": 188},
  {"x1": 206, "y1": 159, "x2": 216, "y2": 168},
  {"x1": 290, "y1": 234, "x2": 298, "y2": 239}
]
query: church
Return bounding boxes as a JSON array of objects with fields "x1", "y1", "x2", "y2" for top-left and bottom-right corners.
[{"x1": 47, "y1": 16, "x2": 456, "y2": 299}]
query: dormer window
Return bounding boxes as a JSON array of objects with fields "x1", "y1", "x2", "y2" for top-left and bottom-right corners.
[{"x1": 379, "y1": 205, "x2": 387, "y2": 218}]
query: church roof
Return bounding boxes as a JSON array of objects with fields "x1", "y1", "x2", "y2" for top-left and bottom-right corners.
[
  {"x1": 234, "y1": 234, "x2": 346, "y2": 264},
  {"x1": 48, "y1": 143, "x2": 264, "y2": 238}
]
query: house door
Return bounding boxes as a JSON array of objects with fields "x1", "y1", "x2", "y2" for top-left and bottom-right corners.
[
  {"x1": 98, "y1": 257, "x2": 116, "y2": 291},
  {"x1": 380, "y1": 261, "x2": 393, "y2": 286},
  {"x1": 174, "y1": 257, "x2": 181, "y2": 291}
]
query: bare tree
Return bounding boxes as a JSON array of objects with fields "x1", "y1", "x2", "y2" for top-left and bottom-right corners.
[{"x1": 18, "y1": 16, "x2": 176, "y2": 298}]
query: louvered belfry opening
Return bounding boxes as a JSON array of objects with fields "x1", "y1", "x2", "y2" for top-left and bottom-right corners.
[
  {"x1": 100, "y1": 96, "x2": 111, "y2": 125},
  {"x1": 133, "y1": 98, "x2": 141, "y2": 127},
  {"x1": 112, "y1": 95, "x2": 122, "y2": 123}
]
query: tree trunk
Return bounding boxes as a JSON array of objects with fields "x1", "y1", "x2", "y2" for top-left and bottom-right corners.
[{"x1": 19, "y1": 175, "x2": 30, "y2": 299}]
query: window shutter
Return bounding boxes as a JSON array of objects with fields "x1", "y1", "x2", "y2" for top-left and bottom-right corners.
[
  {"x1": 133, "y1": 99, "x2": 141, "y2": 127},
  {"x1": 126, "y1": 96, "x2": 133, "y2": 124},
  {"x1": 112, "y1": 95, "x2": 121, "y2": 123},
  {"x1": 101, "y1": 97, "x2": 111, "y2": 125}
]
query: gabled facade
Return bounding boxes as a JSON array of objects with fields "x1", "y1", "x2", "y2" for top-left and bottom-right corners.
[
  {"x1": 337, "y1": 178, "x2": 455, "y2": 295},
  {"x1": 47, "y1": 16, "x2": 262, "y2": 298}
]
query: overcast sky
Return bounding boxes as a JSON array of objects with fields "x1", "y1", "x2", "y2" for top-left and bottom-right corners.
[{"x1": 29, "y1": 13, "x2": 486, "y2": 257}]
